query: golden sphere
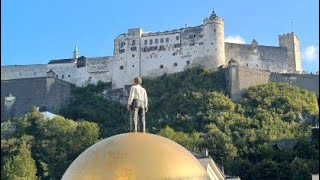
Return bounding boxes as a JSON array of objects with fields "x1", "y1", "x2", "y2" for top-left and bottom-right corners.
[{"x1": 62, "y1": 133, "x2": 210, "y2": 180}]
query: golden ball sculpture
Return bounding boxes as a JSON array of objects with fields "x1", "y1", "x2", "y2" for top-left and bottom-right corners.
[{"x1": 62, "y1": 133, "x2": 210, "y2": 180}]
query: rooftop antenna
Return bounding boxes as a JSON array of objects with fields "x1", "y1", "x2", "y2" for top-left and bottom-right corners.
[{"x1": 291, "y1": 19, "x2": 294, "y2": 32}]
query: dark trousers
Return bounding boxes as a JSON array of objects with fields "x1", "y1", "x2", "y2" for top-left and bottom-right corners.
[{"x1": 130, "y1": 100, "x2": 146, "y2": 132}]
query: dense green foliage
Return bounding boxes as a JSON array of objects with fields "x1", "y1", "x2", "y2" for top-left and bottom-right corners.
[
  {"x1": 1, "y1": 107, "x2": 100, "y2": 180},
  {"x1": 1, "y1": 68, "x2": 319, "y2": 179},
  {"x1": 60, "y1": 81, "x2": 129, "y2": 137},
  {"x1": 2, "y1": 146, "x2": 37, "y2": 180}
]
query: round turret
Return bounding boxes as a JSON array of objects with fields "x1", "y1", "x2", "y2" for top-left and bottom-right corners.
[{"x1": 202, "y1": 9, "x2": 225, "y2": 68}]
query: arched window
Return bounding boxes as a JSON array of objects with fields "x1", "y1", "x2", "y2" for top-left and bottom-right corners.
[{"x1": 159, "y1": 45, "x2": 165, "y2": 51}]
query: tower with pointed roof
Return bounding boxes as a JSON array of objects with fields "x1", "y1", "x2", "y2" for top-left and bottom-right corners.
[
  {"x1": 202, "y1": 9, "x2": 226, "y2": 68},
  {"x1": 73, "y1": 45, "x2": 79, "y2": 63}
]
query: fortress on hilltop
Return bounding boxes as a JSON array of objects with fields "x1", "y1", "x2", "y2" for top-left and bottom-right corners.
[
  {"x1": 1, "y1": 9, "x2": 318, "y2": 121},
  {"x1": 2, "y1": 10, "x2": 302, "y2": 89}
]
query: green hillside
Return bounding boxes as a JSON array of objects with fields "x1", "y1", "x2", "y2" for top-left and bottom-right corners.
[{"x1": 1, "y1": 68, "x2": 319, "y2": 179}]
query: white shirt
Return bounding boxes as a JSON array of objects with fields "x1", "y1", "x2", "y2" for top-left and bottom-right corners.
[{"x1": 127, "y1": 84, "x2": 148, "y2": 108}]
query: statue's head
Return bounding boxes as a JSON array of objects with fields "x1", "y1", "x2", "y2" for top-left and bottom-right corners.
[{"x1": 133, "y1": 77, "x2": 142, "y2": 85}]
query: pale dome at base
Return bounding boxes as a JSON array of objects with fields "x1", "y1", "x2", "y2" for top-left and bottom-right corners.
[{"x1": 62, "y1": 133, "x2": 211, "y2": 180}]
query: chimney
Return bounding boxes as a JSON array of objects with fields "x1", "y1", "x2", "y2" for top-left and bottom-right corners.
[{"x1": 201, "y1": 148, "x2": 209, "y2": 157}]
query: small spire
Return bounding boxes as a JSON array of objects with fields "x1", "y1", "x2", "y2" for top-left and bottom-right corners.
[
  {"x1": 73, "y1": 44, "x2": 79, "y2": 62},
  {"x1": 73, "y1": 44, "x2": 78, "y2": 53},
  {"x1": 210, "y1": 8, "x2": 217, "y2": 18}
]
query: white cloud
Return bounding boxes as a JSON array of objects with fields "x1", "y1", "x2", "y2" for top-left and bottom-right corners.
[
  {"x1": 303, "y1": 45, "x2": 319, "y2": 61},
  {"x1": 225, "y1": 35, "x2": 246, "y2": 44}
]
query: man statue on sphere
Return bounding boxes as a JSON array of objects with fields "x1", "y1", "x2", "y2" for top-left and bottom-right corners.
[{"x1": 127, "y1": 77, "x2": 148, "y2": 133}]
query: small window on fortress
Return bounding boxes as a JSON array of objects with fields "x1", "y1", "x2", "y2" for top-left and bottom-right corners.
[
  {"x1": 190, "y1": 43, "x2": 195, "y2": 46},
  {"x1": 155, "y1": 39, "x2": 158, "y2": 44},
  {"x1": 131, "y1": 47, "x2": 137, "y2": 51},
  {"x1": 186, "y1": 61, "x2": 190, "y2": 65},
  {"x1": 119, "y1": 49, "x2": 125, "y2": 53},
  {"x1": 34, "y1": 72, "x2": 36, "y2": 75},
  {"x1": 174, "y1": 63, "x2": 178, "y2": 66},
  {"x1": 174, "y1": 44, "x2": 181, "y2": 48},
  {"x1": 143, "y1": 46, "x2": 149, "y2": 52},
  {"x1": 176, "y1": 36, "x2": 179, "y2": 40},
  {"x1": 160, "y1": 38, "x2": 164, "y2": 43},
  {"x1": 199, "y1": 42, "x2": 204, "y2": 45},
  {"x1": 173, "y1": 52, "x2": 176, "y2": 56},
  {"x1": 149, "y1": 39, "x2": 153, "y2": 45},
  {"x1": 199, "y1": 35, "x2": 203, "y2": 38},
  {"x1": 166, "y1": 38, "x2": 169, "y2": 42},
  {"x1": 150, "y1": 46, "x2": 157, "y2": 51},
  {"x1": 132, "y1": 54, "x2": 135, "y2": 58},
  {"x1": 120, "y1": 66, "x2": 124, "y2": 70},
  {"x1": 20, "y1": 73, "x2": 22, "y2": 75},
  {"x1": 62, "y1": 75, "x2": 64, "y2": 79},
  {"x1": 68, "y1": 75, "x2": 71, "y2": 77},
  {"x1": 159, "y1": 45, "x2": 165, "y2": 51},
  {"x1": 160, "y1": 65, "x2": 164, "y2": 69},
  {"x1": 189, "y1": 34, "x2": 194, "y2": 39},
  {"x1": 132, "y1": 40, "x2": 136, "y2": 46},
  {"x1": 144, "y1": 40, "x2": 148, "y2": 45}
]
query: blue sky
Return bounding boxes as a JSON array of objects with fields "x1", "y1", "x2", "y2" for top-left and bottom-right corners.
[{"x1": 1, "y1": 0, "x2": 319, "y2": 72}]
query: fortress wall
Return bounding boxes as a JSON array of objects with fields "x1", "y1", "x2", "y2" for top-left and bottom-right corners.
[
  {"x1": 47, "y1": 63, "x2": 82, "y2": 84},
  {"x1": 270, "y1": 73, "x2": 319, "y2": 96},
  {"x1": 225, "y1": 43, "x2": 288, "y2": 73},
  {"x1": 141, "y1": 32, "x2": 184, "y2": 77},
  {"x1": 1, "y1": 78, "x2": 72, "y2": 121},
  {"x1": 180, "y1": 26, "x2": 211, "y2": 68},
  {"x1": 227, "y1": 66, "x2": 272, "y2": 101},
  {"x1": 237, "y1": 66, "x2": 271, "y2": 98},
  {"x1": 228, "y1": 66, "x2": 319, "y2": 101},
  {"x1": 1, "y1": 65, "x2": 47, "y2": 80},
  {"x1": 112, "y1": 58, "x2": 140, "y2": 89},
  {"x1": 86, "y1": 57, "x2": 113, "y2": 84},
  {"x1": 47, "y1": 63, "x2": 92, "y2": 87}
]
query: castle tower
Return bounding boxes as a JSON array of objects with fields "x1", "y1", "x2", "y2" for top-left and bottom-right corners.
[
  {"x1": 112, "y1": 28, "x2": 144, "y2": 88},
  {"x1": 73, "y1": 45, "x2": 79, "y2": 63},
  {"x1": 278, "y1": 32, "x2": 302, "y2": 73},
  {"x1": 202, "y1": 9, "x2": 225, "y2": 68}
]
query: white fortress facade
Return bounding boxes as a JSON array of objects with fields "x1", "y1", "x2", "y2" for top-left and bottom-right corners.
[{"x1": 1, "y1": 10, "x2": 302, "y2": 89}]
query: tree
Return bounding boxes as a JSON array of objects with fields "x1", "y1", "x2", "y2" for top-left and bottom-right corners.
[
  {"x1": 158, "y1": 126, "x2": 203, "y2": 153},
  {"x1": 2, "y1": 146, "x2": 37, "y2": 180},
  {"x1": 32, "y1": 116, "x2": 100, "y2": 179}
]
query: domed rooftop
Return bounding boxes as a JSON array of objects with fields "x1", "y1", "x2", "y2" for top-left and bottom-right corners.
[{"x1": 62, "y1": 133, "x2": 210, "y2": 180}]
